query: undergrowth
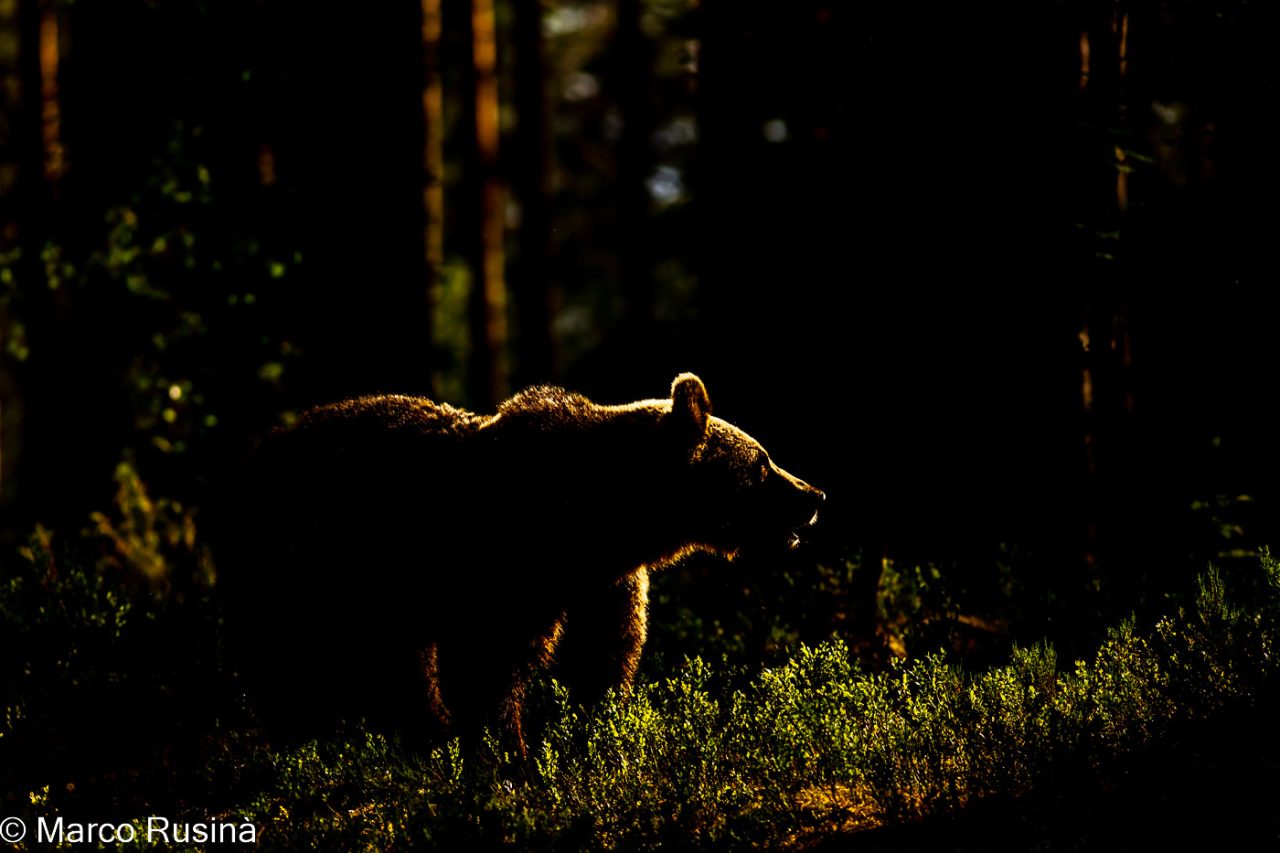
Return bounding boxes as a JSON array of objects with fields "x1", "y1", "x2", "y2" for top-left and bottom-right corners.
[{"x1": 2, "y1": 465, "x2": 1279, "y2": 849}]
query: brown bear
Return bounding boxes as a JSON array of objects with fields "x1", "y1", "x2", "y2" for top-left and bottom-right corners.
[{"x1": 220, "y1": 373, "x2": 823, "y2": 754}]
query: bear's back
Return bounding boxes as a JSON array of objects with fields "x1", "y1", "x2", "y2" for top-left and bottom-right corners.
[
  {"x1": 232, "y1": 394, "x2": 490, "y2": 623},
  {"x1": 292, "y1": 394, "x2": 488, "y2": 442},
  {"x1": 255, "y1": 395, "x2": 486, "y2": 494}
]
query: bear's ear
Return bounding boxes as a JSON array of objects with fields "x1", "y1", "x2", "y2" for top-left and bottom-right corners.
[{"x1": 669, "y1": 372, "x2": 711, "y2": 442}]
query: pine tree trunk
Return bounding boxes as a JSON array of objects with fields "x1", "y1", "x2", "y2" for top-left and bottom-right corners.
[{"x1": 461, "y1": 0, "x2": 507, "y2": 408}]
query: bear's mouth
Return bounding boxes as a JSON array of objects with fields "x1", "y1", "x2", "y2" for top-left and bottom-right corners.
[{"x1": 786, "y1": 509, "x2": 821, "y2": 550}]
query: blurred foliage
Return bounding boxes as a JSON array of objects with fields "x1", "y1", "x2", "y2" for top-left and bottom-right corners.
[
  {"x1": 538, "y1": 0, "x2": 701, "y2": 360},
  {"x1": 0, "y1": 461, "x2": 225, "y2": 797},
  {"x1": 0, "y1": 248, "x2": 29, "y2": 363},
  {"x1": 88, "y1": 459, "x2": 213, "y2": 587},
  {"x1": 0, "y1": 114, "x2": 301, "y2": 507}
]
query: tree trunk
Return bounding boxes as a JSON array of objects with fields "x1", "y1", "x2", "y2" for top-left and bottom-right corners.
[
  {"x1": 421, "y1": 0, "x2": 445, "y2": 399},
  {"x1": 460, "y1": 0, "x2": 507, "y2": 409},
  {"x1": 6, "y1": 0, "x2": 75, "y2": 523}
]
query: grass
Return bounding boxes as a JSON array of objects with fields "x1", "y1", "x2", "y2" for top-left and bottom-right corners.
[{"x1": 3, "y1": 465, "x2": 1279, "y2": 849}]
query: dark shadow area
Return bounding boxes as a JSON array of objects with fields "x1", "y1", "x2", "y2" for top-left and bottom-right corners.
[{"x1": 820, "y1": 698, "x2": 1280, "y2": 852}]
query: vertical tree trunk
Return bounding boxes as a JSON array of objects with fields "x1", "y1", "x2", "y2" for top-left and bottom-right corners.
[
  {"x1": 6, "y1": 0, "x2": 68, "y2": 521},
  {"x1": 461, "y1": 0, "x2": 507, "y2": 408},
  {"x1": 421, "y1": 0, "x2": 445, "y2": 399},
  {"x1": 1071, "y1": 2, "x2": 1138, "y2": 597},
  {"x1": 0, "y1": 0, "x2": 24, "y2": 505},
  {"x1": 1112, "y1": 6, "x2": 1130, "y2": 214},
  {"x1": 36, "y1": 0, "x2": 63, "y2": 186}
]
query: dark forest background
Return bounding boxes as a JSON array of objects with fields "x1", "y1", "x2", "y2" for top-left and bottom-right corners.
[{"x1": 1, "y1": 0, "x2": 1279, "y2": 657}]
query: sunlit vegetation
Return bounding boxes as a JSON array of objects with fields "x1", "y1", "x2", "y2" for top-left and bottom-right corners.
[{"x1": 2, "y1": 471, "x2": 1279, "y2": 849}]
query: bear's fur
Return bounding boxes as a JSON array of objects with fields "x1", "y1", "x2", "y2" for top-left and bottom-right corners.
[{"x1": 220, "y1": 373, "x2": 823, "y2": 753}]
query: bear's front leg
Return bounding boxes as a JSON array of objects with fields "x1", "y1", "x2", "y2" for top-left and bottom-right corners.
[{"x1": 553, "y1": 568, "x2": 649, "y2": 706}]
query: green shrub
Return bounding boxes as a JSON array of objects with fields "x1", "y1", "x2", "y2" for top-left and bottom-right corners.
[
  {"x1": 0, "y1": 461, "x2": 223, "y2": 809},
  {"x1": 6, "y1": 483, "x2": 1280, "y2": 850}
]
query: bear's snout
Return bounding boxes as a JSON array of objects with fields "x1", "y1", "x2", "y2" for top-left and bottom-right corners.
[{"x1": 773, "y1": 476, "x2": 824, "y2": 550}]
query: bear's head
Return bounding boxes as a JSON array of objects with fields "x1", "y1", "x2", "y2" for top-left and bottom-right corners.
[
  {"x1": 486, "y1": 373, "x2": 823, "y2": 566},
  {"x1": 662, "y1": 373, "x2": 825, "y2": 558}
]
